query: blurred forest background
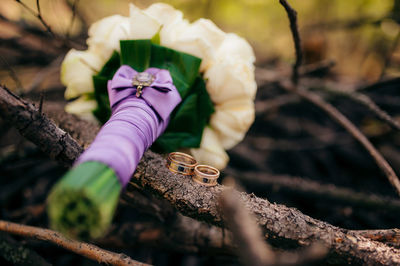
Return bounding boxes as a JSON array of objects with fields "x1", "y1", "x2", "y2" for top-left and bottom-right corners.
[{"x1": 0, "y1": 0, "x2": 400, "y2": 265}]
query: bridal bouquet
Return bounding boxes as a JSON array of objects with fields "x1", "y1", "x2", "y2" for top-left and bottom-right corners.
[{"x1": 48, "y1": 3, "x2": 257, "y2": 238}]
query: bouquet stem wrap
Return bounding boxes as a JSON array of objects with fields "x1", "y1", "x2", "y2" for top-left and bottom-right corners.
[
  {"x1": 78, "y1": 66, "x2": 181, "y2": 186},
  {"x1": 48, "y1": 66, "x2": 181, "y2": 238}
]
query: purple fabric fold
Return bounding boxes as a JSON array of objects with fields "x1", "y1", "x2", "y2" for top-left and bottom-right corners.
[{"x1": 76, "y1": 65, "x2": 181, "y2": 187}]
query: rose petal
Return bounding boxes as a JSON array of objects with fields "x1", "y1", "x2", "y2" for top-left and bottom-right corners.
[
  {"x1": 190, "y1": 127, "x2": 229, "y2": 169},
  {"x1": 87, "y1": 15, "x2": 130, "y2": 61},
  {"x1": 205, "y1": 58, "x2": 257, "y2": 104},
  {"x1": 129, "y1": 3, "x2": 161, "y2": 40},
  {"x1": 61, "y1": 49, "x2": 103, "y2": 99},
  {"x1": 210, "y1": 98, "x2": 255, "y2": 149},
  {"x1": 65, "y1": 96, "x2": 98, "y2": 123}
]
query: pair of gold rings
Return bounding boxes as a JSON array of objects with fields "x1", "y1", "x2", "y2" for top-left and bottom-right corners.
[{"x1": 166, "y1": 152, "x2": 220, "y2": 187}]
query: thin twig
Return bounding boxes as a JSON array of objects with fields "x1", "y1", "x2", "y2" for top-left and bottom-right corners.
[
  {"x1": 359, "y1": 76, "x2": 400, "y2": 92},
  {"x1": 299, "y1": 60, "x2": 336, "y2": 77},
  {"x1": 279, "y1": 0, "x2": 302, "y2": 84},
  {"x1": 314, "y1": 86, "x2": 400, "y2": 131},
  {"x1": 38, "y1": 91, "x2": 44, "y2": 114},
  {"x1": 280, "y1": 81, "x2": 400, "y2": 197},
  {"x1": 28, "y1": 55, "x2": 63, "y2": 92},
  {"x1": 14, "y1": 0, "x2": 84, "y2": 49},
  {"x1": 66, "y1": 0, "x2": 80, "y2": 38},
  {"x1": 225, "y1": 168, "x2": 400, "y2": 211},
  {"x1": 0, "y1": 220, "x2": 149, "y2": 266},
  {"x1": 380, "y1": 30, "x2": 400, "y2": 80},
  {"x1": 15, "y1": 0, "x2": 54, "y2": 37},
  {"x1": 0, "y1": 55, "x2": 23, "y2": 92}
]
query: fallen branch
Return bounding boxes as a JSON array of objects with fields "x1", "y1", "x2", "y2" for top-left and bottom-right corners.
[
  {"x1": 277, "y1": 0, "x2": 400, "y2": 197},
  {"x1": 312, "y1": 86, "x2": 400, "y2": 131},
  {"x1": 219, "y1": 184, "x2": 275, "y2": 266},
  {"x1": 226, "y1": 169, "x2": 400, "y2": 212},
  {"x1": 1, "y1": 87, "x2": 400, "y2": 264},
  {"x1": 280, "y1": 82, "x2": 400, "y2": 197},
  {"x1": 0, "y1": 220, "x2": 148, "y2": 266},
  {"x1": 0, "y1": 86, "x2": 83, "y2": 166},
  {"x1": 355, "y1": 229, "x2": 400, "y2": 248}
]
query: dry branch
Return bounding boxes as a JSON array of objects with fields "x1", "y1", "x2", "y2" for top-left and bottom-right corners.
[
  {"x1": 280, "y1": 82, "x2": 400, "y2": 197},
  {"x1": 0, "y1": 220, "x2": 149, "y2": 266},
  {"x1": 1, "y1": 86, "x2": 400, "y2": 264},
  {"x1": 356, "y1": 229, "x2": 400, "y2": 248},
  {"x1": 277, "y1": 0, "x2": 400, "y2": 197},
  {"x1": 226, "y1": 169, "x2": 400, "y2": 212},
  {"x1": 0, "y1": 86, "x2": 83, "y2": 166},
  {"x1": 15, "y1": 0, "x2": 54, "y2": 37},
  {"x1": 312, "y1": 86, "x2": 400, "y2": 131},
  {"x1": 279, "y1": 0, "x2": 302, "y2": 84},
  {"x1": 219, "y1": 185, "x2": 275, "y2": 266}
]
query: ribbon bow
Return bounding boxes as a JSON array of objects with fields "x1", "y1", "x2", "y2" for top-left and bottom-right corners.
[{"x1": 107, "y1": 65, "x2": 181, "y2": 121}]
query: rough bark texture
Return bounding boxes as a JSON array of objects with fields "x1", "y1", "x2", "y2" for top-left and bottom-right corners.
[
  {"x1": 219, "y1": 188, "x2": 274, "y2": 266},
  {"x1": 0, "y1": 87, "x2": 82, "y2": 166},
  {"x1": 1, "y1": 86, "x2": 400, "y2": 265}
]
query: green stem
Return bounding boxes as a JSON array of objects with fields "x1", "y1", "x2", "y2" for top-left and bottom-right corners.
[{"x1": 47, "y1": 162, "x2": 121, "y2": 239}]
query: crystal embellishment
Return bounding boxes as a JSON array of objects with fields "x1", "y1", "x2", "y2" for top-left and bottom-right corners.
[{"x1": 132, "y1": 72, "x2": 155, "y2": 97}]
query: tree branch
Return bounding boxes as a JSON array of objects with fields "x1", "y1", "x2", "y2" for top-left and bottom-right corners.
[
  {"x1": 0, "y1": 220, "x2": 149, "y2": 266},
  {"x1": 1, "y1": 86, "x2": 400, "y2": 264},
  {"x1": 15, "y1": 0, "x2": 54, "y2": 37},
  {"x1": 355, "y1": 229, "x2": 400, "y2": 248},
  {"x1": 219, "y1": 185, "x2": 275, "y2": 266},
  {"x1": 279, "y1": 0, "x2": 302, "y2": 84},
  {"x1": 0, "y1": 86, "x2": 83, "y2": 166},
  {"x1": 279, "y1": 82, "x2": 400, "y2": 197},
  {"x1": 312, "y1": 85, "x2": 400, "y2": 131},
  {"x1": 226, "y1": 169, "x2": 400, "y2": 212}
]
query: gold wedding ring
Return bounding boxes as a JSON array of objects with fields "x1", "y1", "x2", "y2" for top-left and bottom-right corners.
[
  {"x1": 166, "y1": 152, "x2": 197, "y2": 175},
  {"x1": 192, "y1": 165, "x2": 220, "y2": 187}
]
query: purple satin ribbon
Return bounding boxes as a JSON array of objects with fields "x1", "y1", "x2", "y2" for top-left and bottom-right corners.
[{"x1": 76, "y1": 65, "x2": 181, "y2": 187}]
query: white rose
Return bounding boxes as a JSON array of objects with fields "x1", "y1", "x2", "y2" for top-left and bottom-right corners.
[
  {"x1": 144, "y1": 3, "x2": 189, "y2": 47},
  {"x1": 204, "y1": 57, "x2": 256, "y2": 104},
  {"x1": 190, "y1": 127, "x2": 229, "y2": 169},
  {"x1": 87, "y1": 15, "x2": 130, "y2": 62},
  {"x1": 65, "y1": 96, "x2": 98, "y2": 123},
  {"x1": 61, "y1": 49, "x2": 104, "y2": 99},
  {"x1": 164, "y1": 18, "x2": 226, "y2": 71},
  {"x1": 144, "y1": 3, "x2": 184, "y2": 32},
  {"x1": 129, "y1": 4, "x2": 161, "y2": 40},
  {"x1": 217, "y1": 33, "x2": 255, "y2": 64},
  {"x1": 210, "y1": 98, "x2": 255, "y2": 149}
]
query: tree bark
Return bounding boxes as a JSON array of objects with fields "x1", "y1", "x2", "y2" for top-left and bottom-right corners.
[{"x1": 1, "y1": 86, "x2": 400, "y2": 265}]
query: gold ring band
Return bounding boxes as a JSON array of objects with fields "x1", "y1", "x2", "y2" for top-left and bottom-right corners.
[
  {"x1": 166, "y1": 152, "x2": 197, "y2": 175},
  {"x1": 193, "y1": 165, "x2": 220, "y2": 186}
]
